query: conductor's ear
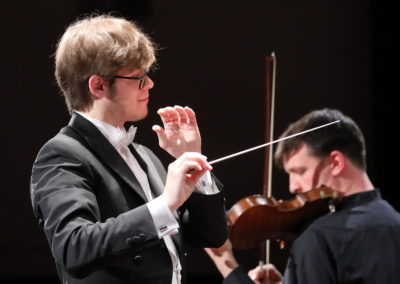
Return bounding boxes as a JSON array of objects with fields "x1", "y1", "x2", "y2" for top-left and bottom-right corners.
[{"x1": 88, "y1": 75, "x2": 107, "y2": 98}]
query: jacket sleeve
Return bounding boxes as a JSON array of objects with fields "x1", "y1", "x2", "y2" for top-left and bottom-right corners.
[
  {"x1": 137, "y1": 144, "x2": 228, "y2": 248},
  {"x1": 180, "y1": 187, "x2": 228, "y2": 248},
  {"x1": 30, "y1": 136, "x2": 160, "y2": 278}
]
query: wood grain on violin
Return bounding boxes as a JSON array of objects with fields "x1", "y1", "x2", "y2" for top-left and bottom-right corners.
[{"x1": 227, "y1": 185, "x2": 342, "y2": 250}]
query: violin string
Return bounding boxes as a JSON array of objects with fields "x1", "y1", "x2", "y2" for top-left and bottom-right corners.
[{"x1": 209, "y1": 120, "x2": 340, "y2": 165}]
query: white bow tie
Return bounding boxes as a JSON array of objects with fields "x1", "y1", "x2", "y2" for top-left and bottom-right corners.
[{"x1": 109, "y1": 125, "x2": 137, "y2": 149}]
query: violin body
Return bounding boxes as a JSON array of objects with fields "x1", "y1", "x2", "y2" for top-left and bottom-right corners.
[{"x1": 227, "y1": 186, "x2": 341, "y2": 250}]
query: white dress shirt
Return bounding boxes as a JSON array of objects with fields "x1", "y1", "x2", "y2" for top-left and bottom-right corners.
[{"x1": 77, "y1": 112, "x2": 217, "y2": 284}]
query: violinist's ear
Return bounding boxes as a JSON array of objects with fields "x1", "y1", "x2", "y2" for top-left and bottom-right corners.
[
  {"x1": 88, "y1": 75, "x2": 108, "y2": 99},
  {"x1": 328, "y1": 150, "x2": 345, "y2": 176}
]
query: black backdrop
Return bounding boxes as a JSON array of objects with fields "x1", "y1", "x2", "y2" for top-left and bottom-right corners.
[{"x1": 1, "y1": 0, "x2": 397, "y2": 283}]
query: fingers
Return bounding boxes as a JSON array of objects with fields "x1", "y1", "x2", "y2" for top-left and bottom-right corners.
[
  {"x1": 264, "y1": 263, "x2": 283, "y2": 282},
  {"x1": 182, "y1": 154, "x2": 211, "y2": 184},
  {"x1": 157, "y1": 107, "x2": 178, "y2": 124},
  {"x1": 164, "y1": 152, "x2": 212, "y2": 211},
  {"x1": 157, "y1": 105, "x2": 197, "y2": 125},
  {"x1": 155, "y1": 105, "x2": 201, "y2": 158},
  {"x1": 183, "y1": 106, "x2": 198, "y2": 126},
  {"x1": 249, "y1": 266, "x2": 266, "y2": 282},
  {"x1": 174, "y1": 106, "x2": 189, "y2": 124},
  {"x1": 175, "y1": 152, "x2": 212, "y2": 174},
  {"x1": 248, "y1": 264, "x2": 283, "y2": 284}
]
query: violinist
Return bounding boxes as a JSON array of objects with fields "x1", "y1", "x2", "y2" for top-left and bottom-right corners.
[{"x1": 205, "y1": 108, "x2": 400, "y2": 284}]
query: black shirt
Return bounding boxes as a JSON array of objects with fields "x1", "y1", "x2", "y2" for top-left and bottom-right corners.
[{"x1": 283, "y1": 189, "x2": 400, "y2": 284}]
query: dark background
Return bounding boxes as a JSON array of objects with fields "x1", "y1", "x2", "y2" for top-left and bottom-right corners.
[{"x1": 1, "y1": 0, "x2": 397, "y2": 283}]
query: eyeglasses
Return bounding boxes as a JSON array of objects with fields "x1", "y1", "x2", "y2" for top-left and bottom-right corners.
[{"x1": 114, "y1": 72, "x2": 148, "y2": 90}]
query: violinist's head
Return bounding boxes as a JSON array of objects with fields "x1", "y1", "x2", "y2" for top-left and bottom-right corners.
[{"x1": 275, "y1": 109, "x2": 372, "y2": 195}]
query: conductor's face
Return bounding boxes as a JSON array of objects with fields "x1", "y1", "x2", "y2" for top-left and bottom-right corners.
[
  {"x1": 109, "y1": 68, "x2": 154, "y2": 123},
  {"x1": 283, "y1": 143, "x2": 332, "y2": 194}
]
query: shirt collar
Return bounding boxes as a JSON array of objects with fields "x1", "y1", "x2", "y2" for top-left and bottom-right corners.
[
  {"x1": 75, "y1": 111, "x2": 137, "y2": 147},
  {"x1": 339, "y1": 188, "x2": 381, "y2": 210}
]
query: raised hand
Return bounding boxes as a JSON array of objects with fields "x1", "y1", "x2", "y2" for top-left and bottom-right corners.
[{"x1": 152, "y1": 106, "x2": 201, "y2": 158}]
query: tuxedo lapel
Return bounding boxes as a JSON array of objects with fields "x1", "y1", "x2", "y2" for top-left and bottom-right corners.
[
  {"x1": 64, "y1": 113, "x2": 148, "y2": 202},
  {"x1": 132, "y1": 144, "x2": 183, "y2": 252},
  {"x1": 131, "y1": 144, "x2": 165, "y2": 198}
]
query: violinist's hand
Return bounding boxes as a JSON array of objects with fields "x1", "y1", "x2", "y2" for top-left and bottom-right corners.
[
  {"x1": 248, "y1": 263, "x2": 283, "y2": 284},
  {"x1": 164, "y1": 152, "x2": 211, "y2": 211},
  {"x1": 204, "y1": 239, "x2": 239, "y2": 278},
  {"x1": 153, "y1": 106, "x2": 201, "y2": 158}
]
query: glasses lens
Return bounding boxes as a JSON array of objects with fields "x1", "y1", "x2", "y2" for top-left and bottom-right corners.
[{"x1": 139, "y1": 76, "x2": 147, "y2": 89}]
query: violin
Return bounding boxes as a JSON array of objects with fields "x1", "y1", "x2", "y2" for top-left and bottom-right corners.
[
  {"x1": 212, "y1": 54, "x2": 342, "y2": 252},
  {"x1": 227, "y1": 185, "x2": 342, "y2": 250}
]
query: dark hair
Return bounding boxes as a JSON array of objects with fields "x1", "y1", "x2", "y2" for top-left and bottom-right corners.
[{"x1": 274, "y1": 109, "x2": 366, "y2": 170}]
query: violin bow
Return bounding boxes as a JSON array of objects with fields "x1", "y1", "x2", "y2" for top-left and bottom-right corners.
[{"x1": 263, "y1": 52, "x2": 276, "y2": 268}]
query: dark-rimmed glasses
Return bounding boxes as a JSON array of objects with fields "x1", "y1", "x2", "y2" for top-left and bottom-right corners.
[{"x1": 114, "y1": 73, "x2": 148, "y2": 90}]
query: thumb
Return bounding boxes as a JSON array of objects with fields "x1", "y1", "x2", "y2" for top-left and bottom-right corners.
[{"x1": 152, "y1": 125, "x2": 168, "y2": 146}]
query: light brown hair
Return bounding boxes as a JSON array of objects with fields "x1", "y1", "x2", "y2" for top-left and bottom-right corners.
[{"x1": 54, "y1": 14, "x2": 156, "y2": 113}]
